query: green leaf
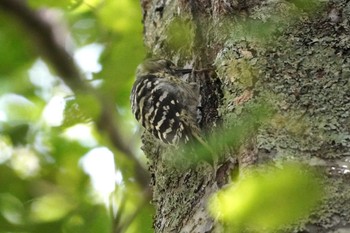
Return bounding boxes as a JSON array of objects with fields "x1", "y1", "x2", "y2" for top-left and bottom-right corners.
[
  {"x1": 165, "y1": 18, "x2": 194, "y2": 57},
  {"x1": 0, "y1": 17, "x2": 35, "y2": 76},
  {"x1": 62, "y1": 205, "x2": 110, "y2": 233},
  {"x1": 0, "y1": 94, "x2": 39, "y2": 125},
  {"x1": 30, "y1": 193, "x2": 75, "y2": 223},
  {"x1": 94, "y1": 0, "x2": 145, "y2": 106},
  {"x1": 28, "y1": 0, "x2": 83, "y2": 9},
  {"x1": 97, "y1": 0, "x2": 142, "y2": 33},
  {"x1": 0, "y1": 193, "x2": 25, "y2": 225},
  {"x1": 209, "y1": 163, "x2": 323, "y2": 232}
]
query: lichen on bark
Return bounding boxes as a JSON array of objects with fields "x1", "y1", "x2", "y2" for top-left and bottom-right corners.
[
  {"x1": 215, "y1": 0, "x2": 350, "y2": 231},
  {"x1": 140, "y1": 0, "x2": 350, "y2": 232}
]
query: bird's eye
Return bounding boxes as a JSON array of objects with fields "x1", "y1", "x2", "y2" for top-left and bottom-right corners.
[{"x1": 165, "y1": 60, "x2": 175, "y2": 69}]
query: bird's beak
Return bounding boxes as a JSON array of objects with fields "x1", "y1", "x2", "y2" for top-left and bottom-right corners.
[{"x1": 174, "y1": 68, "x2": 192, "y2": 74}]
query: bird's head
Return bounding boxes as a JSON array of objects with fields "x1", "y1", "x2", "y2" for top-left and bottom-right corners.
[{"x1": 136, "y1": 59, "x2": 192, "y2": 78}]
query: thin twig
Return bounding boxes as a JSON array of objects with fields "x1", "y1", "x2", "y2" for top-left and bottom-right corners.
[
  {"x1": 110, "y1": 191, "x2": 127, "y2": 233},
  {"x1": 114, "y1": 189, "x2": 152, "y2": 233}
]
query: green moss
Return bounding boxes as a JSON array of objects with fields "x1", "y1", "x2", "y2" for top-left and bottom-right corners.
[{"x1": 215, "y1": 0, "x2": 350, "y2": 231}]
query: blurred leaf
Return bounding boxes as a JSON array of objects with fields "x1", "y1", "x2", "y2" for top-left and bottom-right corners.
[
  {"x1": 110, "y1": 184, "x2": 154, "y2": 233},
  {"x1": 0, "y1": 93, "x2": 39, "y2": 125},
  {"x1": 63, "y1": 214, "x2": 85, "y2": 233},
  {"x1": 69, "y1": 0, "x2": 102, "y2": 14},
  {"x1": 63, "y1": 100, "x2": 91, "y2": 128},
  {"x1": 0, "y1": 193, "x2": 25, "y2": 225},
  {"x1": 49, "y1": 132, "x2": 90, "y2": 195},
  {"x1": 0, "y1": 136, "x2": 12, "y2": 163},
  {"x1": 165, "y1": 18, "x2": 194, "y2": 57},
  {"x1": 215, "y1": 2, "x2": 322, "y2": 44},
  {"x1": 0, "y1": 17, "x2": 35, "y2": 76},
  {"x1": 160, "y1": 102, "x2": 274, "y2": 172},
  {"x1": 2, "y1": 124, "x2": 29, "y2": 145},
  {"x1": 11, "y1": 147, "x2": 41, "y2": 179},
  {"x1": 129, "y1": 203, "x2": 154, "y2": 233},
  {"x1": 63, "y1": 94, "x2": 101, "y2": 125},
  {"x1": 30, "y1": 193, "x2": 75, "y2": 223},
  {"x1": 288, "y1": 0, "x2": 322, "y2": 11},
  {"x1": 98, "y1": 0, "x2": 141, "y2": 33},
  {"x1": 69, "y1": 15, "x2": 100, "y2": 46},
  {"x1": 211, "y1": 102, "x2": 273, "y2": 150},
  {"x1": 175, "y1": 102, "x2": 273, "y2": 167},
  {"x1": 0, "y1": 69, "x2": 36, "y2": 97},
  {"x1": 209, "y1": 163, "x2": 323, "y2": 232},
  {"x1": 62, "y1": 205, "x2": 110, "y2": 233},
  {"x1": 96, "y1": 0, "x2": 145, "y2": 106},
  {"x1": 99, "y1": 34, "x2": 145, "y2": 106},
  {"x1": 0, "y1": 165, "x2": 30, "y2": 200},
  {"x1": 28, "y1": 0, "x2": 83, "y2": 9}
]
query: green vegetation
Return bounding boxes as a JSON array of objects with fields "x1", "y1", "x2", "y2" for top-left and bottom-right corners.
[
  {"x1": 209, "y1": 163, "x2": 323, "y2": 232},
  {"x1": 0, "y1": 0, "x2": 151, "y2": 232}
]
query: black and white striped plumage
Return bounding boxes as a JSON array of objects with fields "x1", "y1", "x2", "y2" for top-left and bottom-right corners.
[{"x1": 131, "y1": 59, "x2": 201, "y2": 144}]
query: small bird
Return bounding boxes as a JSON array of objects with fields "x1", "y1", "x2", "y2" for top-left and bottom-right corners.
[{"x1": 130, "y1": 58, "x2": 204, "y2": 145}]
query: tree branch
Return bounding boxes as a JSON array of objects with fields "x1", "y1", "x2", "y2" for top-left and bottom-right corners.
[{"x1": 0, "y1": 0, "x2": 150, "y2": 188}]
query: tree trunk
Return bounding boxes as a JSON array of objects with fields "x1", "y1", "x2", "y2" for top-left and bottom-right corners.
[{"x1": 140, "y1": 0, "x2": 350, "y2": 232}]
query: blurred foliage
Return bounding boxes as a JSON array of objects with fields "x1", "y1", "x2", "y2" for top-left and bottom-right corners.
[
  {"x1": 0, "y1": 0, "x2": 152, "y2": 233},
  {"x1": 165, "y1": 17, "x2": 194, "y2": 58},
  {"x1": 209, "y1": 163, "x2": 323, "y2": 232},
  {"x1": 28, "y1": 0, "x2": 76, "y2": 9},
  {"x1": 210, "y1": 102, "x2": 273, "y2": 152},
  {"x1": 0, "y1": 17, "x2": 36, "y2": 77},
  {"x1": 173, "y1": 102, "x2": 274, "y2": 167},
  {"x1": 208, "y1": 0, "x2": 322, "y2": 45},
  {"x1": 95, "y1": 0, "x2": 146, "y2": 107}
]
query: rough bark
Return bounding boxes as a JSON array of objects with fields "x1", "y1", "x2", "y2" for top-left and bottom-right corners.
[{"x1": 140, "y1": 0, "x2": 350, "y2": 232}]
